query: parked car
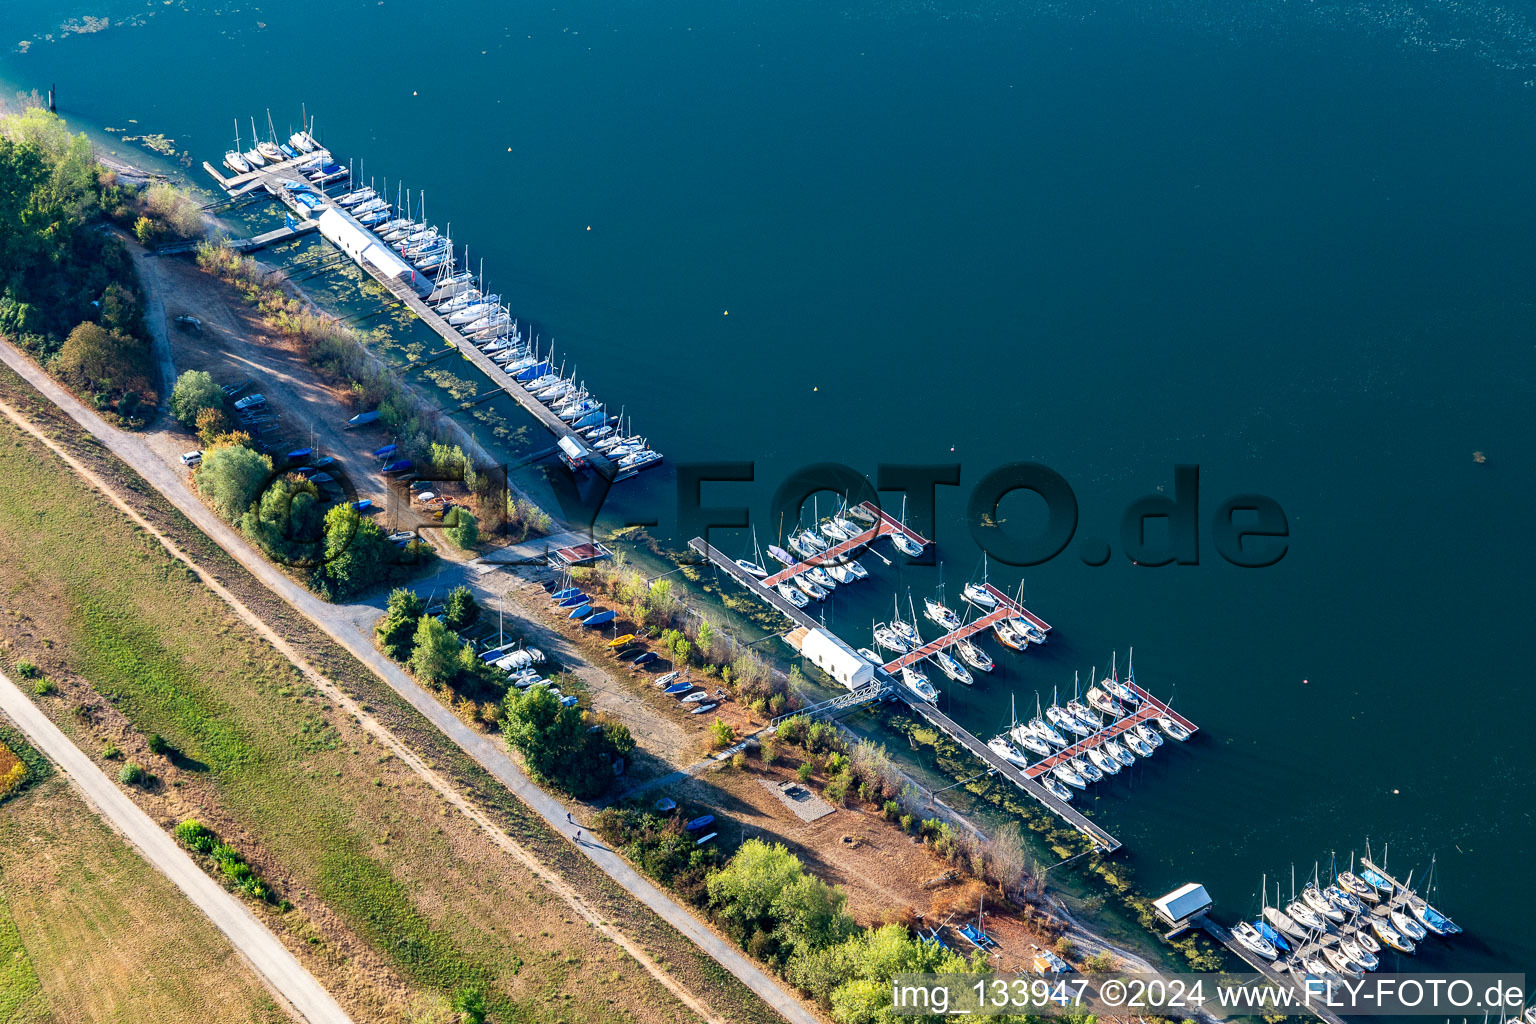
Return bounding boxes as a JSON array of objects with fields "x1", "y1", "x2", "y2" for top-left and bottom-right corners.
[{"x1": 180, "y1": 450, "x2": 202, "y2": 467}]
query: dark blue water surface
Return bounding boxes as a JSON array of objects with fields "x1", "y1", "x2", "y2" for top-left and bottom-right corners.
[{"x1": 8, "y1": 0, "x2": 1536, "y2": 975}]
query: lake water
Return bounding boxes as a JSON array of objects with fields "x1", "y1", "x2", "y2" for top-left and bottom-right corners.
[{"x1": 8, "y1": 0, "x2": 1536, "y2": 979}]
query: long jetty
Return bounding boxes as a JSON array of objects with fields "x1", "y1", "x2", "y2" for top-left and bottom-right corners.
[{"x1": 202, "y1": 151, "x2": 622, "y2": 478}]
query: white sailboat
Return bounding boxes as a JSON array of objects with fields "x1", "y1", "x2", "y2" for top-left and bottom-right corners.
[
  {"x1": 901, "y1": 666, "x2": 938, "y2": 703},
  {"x1": 776, "y1": 582, "x2": 808, "y2": 608},
  {"x1": 932, "y1": 650, "x2": 973, "y2": 685},
  {"x1": 889, "y1": 497, "x2": 924, "y2": 557},
  {"x1": 956, "y1": 638, "x2": 994, "y2": 672},
  {"x1": 962, "y1": 553, "x2": 997, "y2": 608}
]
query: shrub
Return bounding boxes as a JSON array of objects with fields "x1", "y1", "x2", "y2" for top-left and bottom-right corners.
[
  {"x1": 824, "y1": 772, "x2": 851, "y2": 806},
  {"x1": 445, "y1": 506, "x2": 479, "y2": 549},
  {"x1": 1083, "y1": 951, "x2": 1117, "y2": 973},
  {"x1": 441, "y1": 585, "x2": 479, "y2": 631},
  {"x1": 731, "y1": 751, "x2": 747, "y2": 771},
  {"x1": 15, "y1": 660, "x2": 38, "y2": 679},
  {"x1": 759, "y1": 738, "x2": 777, "y2": 765},
  {"x1": 146, "y1": 733, "x2": 169, "y2": 755},
  {"x1": 375, "y1": 588, "x2": 427, "y2": 660},
  {"x1": 796, "y1": 762, "x2": 815, "y2": 783},
  {"x1": 118, "y1": 761, "x2": 147, "y2": 786},
  {"x1": 1054, "y1": 937, "x2": 1077, "y2": 960},
  {"x1": 175, "y1": 819, "x2": 218, "y2": 854},
  {"x1": 169, "y1": 369, "x2": 224, "y2": 426},
  {"x1": 32, "y1": 678, "x2": 55, "y2": 696},
  {"x1": 194, "y1": 443, "x2": 273, "y2": 519},
  {"x1": 708, "y1": 718, "x2": 736, "y2": 750}
]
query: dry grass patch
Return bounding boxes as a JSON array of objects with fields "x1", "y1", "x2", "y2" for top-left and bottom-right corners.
[{"x1": 0, "y1": 776, "x2": 286, "y2": 1024}]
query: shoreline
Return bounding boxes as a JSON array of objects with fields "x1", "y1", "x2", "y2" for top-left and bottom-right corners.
[{"x1": 78, "y1": 112, "x2": 1189, "y2": 985}]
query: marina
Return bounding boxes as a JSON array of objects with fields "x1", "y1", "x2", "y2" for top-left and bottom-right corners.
[
  {"x1": 198, "y1": 121, "x2": 661, "y2": 482},
  {"x1": 1203, "y1": 850, "x2": 1468, "y2": 1023},
  {"x1": 692, "y1": 519, "x2": 1198, "y2": 854}
]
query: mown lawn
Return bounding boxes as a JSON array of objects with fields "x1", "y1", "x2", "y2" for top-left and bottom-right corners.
[
  {"x1": 0, "y1": 776, "x2": 286, "y2": 1024},
  {"x1": 0, "y1": 412, "x2": 696, "y2": 1024}
]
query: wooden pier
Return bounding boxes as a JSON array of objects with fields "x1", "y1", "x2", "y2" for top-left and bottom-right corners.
[
  {"x1": 1023, "y1": 679, "x2": 1199, "y2": 778},
  {"x1": 893, "y1": 692, "x2": 1122, "y2": 852},
  {"x1": 1199, "y1": 918, "x2": 1351, "y2": 1024},
  {"x1": 878, "y1": 583, "x2": 1049, "y2": 674},
  {"x1": 761, "y1": 501, "x2": 930, "y2": 588},
  {"x1": 688, "y1": 538, "x2": 823, "y2": 632}
]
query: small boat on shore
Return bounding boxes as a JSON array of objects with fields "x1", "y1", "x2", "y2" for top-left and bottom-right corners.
[
  {"x1": 690, "y1": 703, "x2": 718, "y2": 715},
  {"x1": 653, "y1": 671, "x2": 679, "y2": 688}
]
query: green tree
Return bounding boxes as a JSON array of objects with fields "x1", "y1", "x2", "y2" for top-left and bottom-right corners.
[
  {"x1": 194, "y1": 442, "x2": 272, "y2": 519},
  {"x1": 442, "y1": 585, "x2": 480, "y2": 631},
  {"x1": 708, "y1": 717, "x2": 736, "y2": 750},
  {"x1": 408, "y1": 615, "x2": 462, "y2": 688},
  {"x1": 445, "y1": 507, "x2": 479, "y2": 549},
  {"x1": 169, "y1": 369, "x2": 224, "y2": 426},
  {"x1": 706, "y1": 840, "x2": 853, "y2": 964},
  {"x1": 375, "y1": 588, "x2": 426, "y2": 660}
]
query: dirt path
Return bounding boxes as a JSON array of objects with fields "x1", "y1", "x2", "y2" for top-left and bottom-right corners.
[
  {"x1": 0, "y1": 671, "x2": 352, "y2": 1024},
  {"x1": 0, "y1": 340, "x2": 820, "y2": 1024}
]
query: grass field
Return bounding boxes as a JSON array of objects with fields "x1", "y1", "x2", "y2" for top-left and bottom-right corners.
[
  {"x1": 0, "y1": 383, "x2": 723, "y2": 1021},
  {"x1": 0, "y1": 775, "x2": 287, "y2": 1024}
]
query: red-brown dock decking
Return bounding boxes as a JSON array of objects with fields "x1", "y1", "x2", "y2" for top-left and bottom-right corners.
[
  {"x1": 760, "y1": 501, "x2": 928, "y2": 588},
  {"x1": 879, "y1": 583, "x2": 1051, "y2": 674},
  {"x1": 1021, "y1": 677, "x2": 1199, "y2": 778},
  {"x1": 879, "y1": 606, "x2": 1012, "y2": 673}
]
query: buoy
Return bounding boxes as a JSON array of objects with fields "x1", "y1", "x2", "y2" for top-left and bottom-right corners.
[
  {"x1": 813, "y1": 386, "x2": 818, "y2": 392},
  {"x1": 586, "y1": 225, "x2": 591, "y2": 231},
  {"x1": 1303, "y1": 679, "x2": 1309, "y2": 684},
  {"x1": 1393, "y1": 789, "x2": 1399, "y2": 794},
  {"x1": 722, "y1": 310, "x2": 729, "y2": 315},
  {"x1": 413, "y1": 91, "x2": 418, "y2": 96}
]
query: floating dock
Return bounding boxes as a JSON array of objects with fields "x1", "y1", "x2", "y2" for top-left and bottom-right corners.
[
  {"x1": 201, "y1": 146, "x2": 636, "y2": 480},
  {"x1": 761, "y1": 502, "x2": 928, "y2": 588}
]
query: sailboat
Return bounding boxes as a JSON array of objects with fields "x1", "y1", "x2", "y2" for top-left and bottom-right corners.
[
  {"x1": 923, "y1": 595, "x2": 961, "y2": 632},
  {"x1": 1085, "y1": 685, "x2": 1125, "y2": 717},
  {"x1": 1052, "y1": 762, "x2": 1088, "y2": 789},
  {"x1": 889, "y1": 497, "x2": 924, "y2": 557},
  {"x1": 1156, "y1": 715, "x2": 1191, "y2": 742},
  {"x1": 873, "y1": 622, "x2": 911, "y2": 654},
  {"x1": 993, "y1": 617, "x2": 1029, "y2": 651},
  {"x1": 1123, "y1": 727, "x2": 1154, "y2": 758},
  {"x1": 963, "y1": 554, "x2": 997, "y2": 608},
  {"x1": 1029, "y1": 696, "x2": 1068, "y2": 747},
  {"x1": 901, "y1": 666, "x2": 938, "y2": 704},
  {"x1": 987, "y1": 734, "x2": 1030, "y2": 769},
  {"x1": 1410, "y1": 856, "x2": 1462, "y2": 935},
  {"x1": 767, "y1": 543, "x2": 796, "y2": 567},
  {"x1": 1071, "y1": 756, "x2": 1102, "y2": 783},
  {"x1": 1047, "y1": 683, "x2": 1092, "y2": 737},
  {"x1": 776, "y1": 582, "x2": 809, "y2": 608},
  {"x1": 1086, "y1": 743, "x2": 1120, "y2": 775},
  {"x1": 956, "y1": 638, "x2": 994, "y2": 672},
  {"x1": 1341, "y1": 938, "x2": 1378, "y2": 971},
  {"x1": 224, "y1": 119, "x2": 251, "y2": 174},
  {"x1": 890, "y1": 595, "x2": 921, "y2": 648},
  {"x1": 735, "y1": 527, "x2": 769, "y2": 577},
  {"x1": 1041, "y1": 776, "x2": 1073, "y2": 801},
  {"x1": 1007, "y1": 695, "x2": 1052, "y2": 756},
  {"x1": 932, "y1": 650, "x2": 973, "y2": 685},
  {"x1": 1302, "y1": 883, "x2": 1346, "y2": 923},
  {"x1": 1233, "y1": 921, "x2": 1279, "y2": 960}
]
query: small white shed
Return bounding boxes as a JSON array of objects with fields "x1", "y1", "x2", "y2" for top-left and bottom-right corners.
[{"x1": 800, "y1": 628, "x2": 874, "y2": 691}]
